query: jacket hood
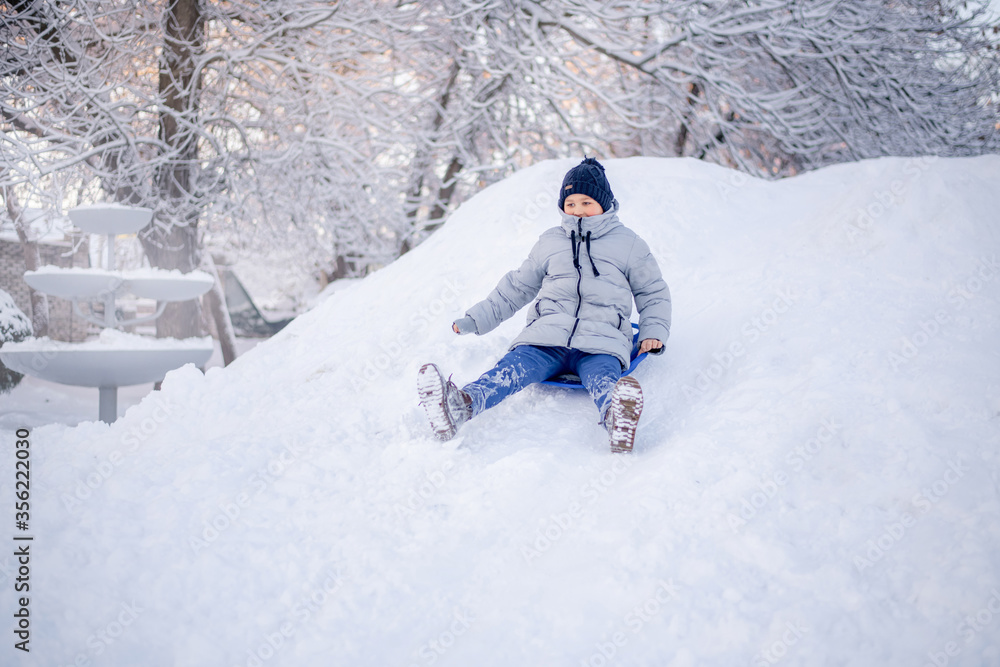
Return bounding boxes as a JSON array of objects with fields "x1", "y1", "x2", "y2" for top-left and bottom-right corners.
[{"x1": 558, "y1": 200, "x2": 621, "y2": 239}]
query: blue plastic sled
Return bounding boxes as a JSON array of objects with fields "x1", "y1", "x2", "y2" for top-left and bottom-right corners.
[{"x1": 541, "y1": 323, "x2": 648, "y2": 389}]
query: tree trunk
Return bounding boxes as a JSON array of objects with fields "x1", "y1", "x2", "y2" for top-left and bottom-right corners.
[
  {"x1": 400, "y1": 60, "x2": 461, "y2": 255},
  {"x1": 424, "y1": 156, "x2": 463, "y2": 234},
  {"x1": 142, "y1": 0, "x2": 205, "y2": 339},
  {"x1": 673, "y1": 82, "x2": 702, "y2": 157}
]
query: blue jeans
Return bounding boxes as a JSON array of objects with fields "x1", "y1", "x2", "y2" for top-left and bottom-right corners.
[{"x1": 462, "y1": 345, "x2": 622, "y2": 423}]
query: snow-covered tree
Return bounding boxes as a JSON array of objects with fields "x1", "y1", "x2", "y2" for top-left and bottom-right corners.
[
  {"x1": 2, "y1": 0, "x2": 206, "y2": 336},
  {"x1": 383, "y1": 0, "x2": 1000, "y2": 249},
  {"x1": 1, "y1": 179, "x2": 49, "y2": 336},
  {"x1": 2, "y1": 0, "x2": 997, "y2": 313},
  {"x1": 1, "y1": 0, "x2": 402, "y2": 339},
  {"x1": 0, "y1": 288, "x2": 33, "y2": 394},
  {"x1": 524, "y1": 0, "x2": 1000, "y2": 174}
]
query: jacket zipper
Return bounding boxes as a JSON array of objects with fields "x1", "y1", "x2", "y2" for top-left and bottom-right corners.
[{"x1": 567, "y1": 219, "x2": 584, "y2": 347}]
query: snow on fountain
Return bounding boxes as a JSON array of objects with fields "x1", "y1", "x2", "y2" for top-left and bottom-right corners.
[{"x1": 0, "y1": 206, "x2": 214, "y2": 423}]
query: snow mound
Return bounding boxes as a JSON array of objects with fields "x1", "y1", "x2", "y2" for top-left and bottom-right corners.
[{"x1": 3, "y1": 155, "x2": 1000, "y2": 666}]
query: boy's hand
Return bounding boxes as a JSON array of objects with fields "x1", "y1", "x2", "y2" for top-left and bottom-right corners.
[
  {"x1": 453, "y1": 316, "x2": 477, "y2": 335},
  {"x1": 638, "y1": 338, "x2": 664, "y2": 355}
]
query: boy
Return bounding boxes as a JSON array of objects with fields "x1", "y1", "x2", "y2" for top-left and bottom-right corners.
[{"x1": 418, "y1": 157, "x2": 671, "y2": 453}]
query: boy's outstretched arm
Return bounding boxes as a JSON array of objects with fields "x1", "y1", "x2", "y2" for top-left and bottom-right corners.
[{"x1": 453, "y1": 250, "x2": 546, "y2": 336}]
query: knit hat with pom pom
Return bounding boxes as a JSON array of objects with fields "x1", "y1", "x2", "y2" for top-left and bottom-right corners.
[{"x1": 558, "y1": 157, "x2": 614, "y2": 212}]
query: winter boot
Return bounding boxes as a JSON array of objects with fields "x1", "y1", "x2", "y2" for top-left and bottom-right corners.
[
  {"x1": 606, "y1": 375, "x2": 643, "y2": 453},
  {"x1": 418, "y1": 363, "x2": 472, "y2": 441}
]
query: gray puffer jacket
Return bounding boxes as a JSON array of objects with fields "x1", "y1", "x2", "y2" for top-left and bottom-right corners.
[{"x1": 464, "y1": 202, "x2": 671, "y2": 369}]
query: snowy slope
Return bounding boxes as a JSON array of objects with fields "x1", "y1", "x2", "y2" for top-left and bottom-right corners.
[{"x1": 2, "y1": 155, "x2": 1000, "y2": 667}]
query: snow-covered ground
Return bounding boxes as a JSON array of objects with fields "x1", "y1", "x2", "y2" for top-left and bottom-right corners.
[{"x1": 1, "y1": 155, "x2": 999, "y2": 667}]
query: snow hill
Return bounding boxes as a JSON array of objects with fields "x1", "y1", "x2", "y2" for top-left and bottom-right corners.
[{"x1": 3, "y1": 155, "x2": 1000, "y2": 667}]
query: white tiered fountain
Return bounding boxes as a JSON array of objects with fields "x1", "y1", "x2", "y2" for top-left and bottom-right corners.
[{"x1": 0, "y1": 205, "x2": 215, "y2": 423}]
